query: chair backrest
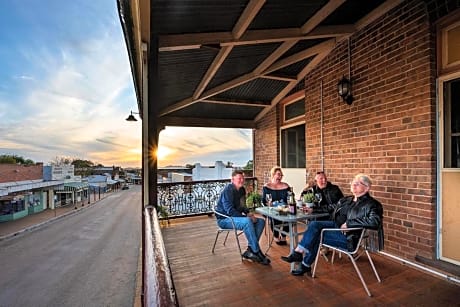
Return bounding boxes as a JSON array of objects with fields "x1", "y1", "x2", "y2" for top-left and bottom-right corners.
[{"x1": 362, "y1": 229, "x2": 381, "y2": 252}]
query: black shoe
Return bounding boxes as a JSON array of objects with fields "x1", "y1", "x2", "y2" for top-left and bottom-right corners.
[
  {"x1": 281, "y1": 251, "x2": 303, "y2": 263},
  {"x1": 256, "y1": 251, "x2": 271, "y2": 265},
  {"x1": 291, "y1": 264, "x2": 311, "y2": 276},
  {"x1": 242, "y1": 248, "x2": 261, "y2": 262}
]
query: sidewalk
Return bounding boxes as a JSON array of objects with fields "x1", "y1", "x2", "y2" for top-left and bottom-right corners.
[{"x1": 0, "y1": 199, "x2": 100, "y2": 240}]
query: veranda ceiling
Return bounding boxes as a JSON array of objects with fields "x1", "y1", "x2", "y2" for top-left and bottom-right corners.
[{"x1": 117, "y1": 0, "x2": 403, "y2": 129}]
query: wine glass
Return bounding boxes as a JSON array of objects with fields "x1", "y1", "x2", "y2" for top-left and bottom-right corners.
[
  {"x1": 315, "y1": 193, "x2": 323, "y2": 205},
  {"x1": 265, "y1": 194, "x2": 273, "y2": 209}
]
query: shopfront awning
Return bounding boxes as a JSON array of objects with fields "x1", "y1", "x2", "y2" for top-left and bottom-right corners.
[{"x1": 55, "y1": 182, "x2": 89, "y2": 192}]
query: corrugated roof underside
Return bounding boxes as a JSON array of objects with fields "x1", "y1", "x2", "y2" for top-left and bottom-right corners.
[
  {"x1": 206, "y1": 43, "x2": 281, "y2": 90},
  {"x1": 275, "y1": 58, "x2": 312, "y2": 76},
  {"x1": 215, "y1": 78, "x2": 288, "y2": 102},
  {"x1": 158, "y1": 48, "x2": 217, "y2": 109},
  {"x1": 152, "y1": 1, "x2": 247, "y2": 34},
  {"x1": 249, "y1": 0, "x2": 329, "y2": 30},
  {"x1": 322, "y1": 0, "x2": 387, "y2": 25},
  {"x1": 169, "y1": 102, "x2": 263, "y2": 120},
  {"x1": 281, "y1": 39, "x2": 329, "y2": 59}
]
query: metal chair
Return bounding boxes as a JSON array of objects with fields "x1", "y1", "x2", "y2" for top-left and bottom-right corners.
[
  {"x1": 312, "y1": 228, "x2": 381, "y2": 297},
  {"x1": 212, "y1": 209, "x2": 244, "y2": 261}
]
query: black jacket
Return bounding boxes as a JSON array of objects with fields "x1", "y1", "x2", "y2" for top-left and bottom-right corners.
[
  {"x1": 331, "y1": 193, "x2": 384, "y2": 250},
  {"x1": 301, "y1": 182, "x2": 344, "y2": 218}
]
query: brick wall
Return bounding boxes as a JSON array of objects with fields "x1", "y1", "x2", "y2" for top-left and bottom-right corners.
[
  {"x1": 254, "y1": 0, "x2": 459, "y2": 261},
  {"x1": 309, "y1": 0, "x2": 437, "y2": 260},
  {"x1": 254, "y1": 104, "x2": 280, "y2": 191}
]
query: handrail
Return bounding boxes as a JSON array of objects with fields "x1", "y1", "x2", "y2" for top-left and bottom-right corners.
[{"x1": 144, "y1": 206, "x2": 178, "y2": 306}]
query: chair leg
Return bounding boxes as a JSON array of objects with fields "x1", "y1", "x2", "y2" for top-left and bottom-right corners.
[
  {"x1": 366, "y1": 250, "x2": 381, "y2": 282},
  {"x1": 223, "y1": 231, "x2": 230, "y2": 246},
  {"x1": 312, "y1": 243, "x2": 324, "y2": 278},
  {"x1": 212, "y1": 231, "x2": 221, "y2": 253},
  {"x1": 234, "y1": 229, "x2": 243, "y2": 261},
  {"x1": 347, "y1": 254, "x2": 372, "y2": 297}
]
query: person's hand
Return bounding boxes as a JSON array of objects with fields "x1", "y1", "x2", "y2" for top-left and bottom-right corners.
[
  {"x1": 340, "y1": 222, "x2": 348, "y2": 234},
  {"x1": 247, "y1": 212, "x2": 257, "y2": 223}
]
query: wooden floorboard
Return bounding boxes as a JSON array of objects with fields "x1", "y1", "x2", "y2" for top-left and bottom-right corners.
[{"x1": 162, "y1": 215, "x2": 459, "y2": 307}]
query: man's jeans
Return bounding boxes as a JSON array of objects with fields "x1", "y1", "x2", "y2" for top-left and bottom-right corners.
[
  {"x1": 217, "y1": 217, "x2": 265, "y2": 253},
  {"x1": 297, "y1": 220, "x2": 349, "y2": 266}
]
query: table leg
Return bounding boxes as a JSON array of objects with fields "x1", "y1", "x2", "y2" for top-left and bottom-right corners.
[
  {"x1": 289, "y1": 221, "x2": 298, "y2": 272},
  {"x1": 264, "y1": 217, "x2": 273, "y2": 254}
]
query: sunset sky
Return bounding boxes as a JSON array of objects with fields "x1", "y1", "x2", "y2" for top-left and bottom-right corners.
[{"x1": 0, "y1": 0, "x2": 252, "y2": 168}]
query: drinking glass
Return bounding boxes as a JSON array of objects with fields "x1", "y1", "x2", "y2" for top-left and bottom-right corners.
[
  {"x1": 266, "y1": 194, "x2": 273, "y2": 210},
  {"x1": 315, "y1": 193, "x2": 322, "y2": 205}
]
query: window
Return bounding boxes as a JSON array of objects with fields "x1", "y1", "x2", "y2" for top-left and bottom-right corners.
[
  {"x1": 443, "y1": 77, "x2": 460, "y2": 167},
  {"x1": 284, "y1": 98, "x2": 305, "y2": 121},
  {"x1": 281, "y1": 124, "x2": 305, "y2": 168}
]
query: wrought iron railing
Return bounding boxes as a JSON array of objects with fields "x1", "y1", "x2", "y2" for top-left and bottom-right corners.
[{"x1": 157, "y1": 177, "x2": 258, "y2": 218}]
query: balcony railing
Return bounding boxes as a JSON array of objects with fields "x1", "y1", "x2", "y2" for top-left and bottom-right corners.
[{"x1": 157, "y1": 177, "x2": 258, "y2": 218}]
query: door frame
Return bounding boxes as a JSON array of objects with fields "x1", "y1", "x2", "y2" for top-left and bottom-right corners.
[{"x1": 437, "y1": 70, "x2": 460, "y2": 265}]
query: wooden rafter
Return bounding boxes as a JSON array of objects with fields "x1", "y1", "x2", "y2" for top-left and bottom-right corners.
[
  {"x1": 157, "y1": 0, "x2": 403, "y2": 120},
  {"x1": 192, "y1": 0, "x2": 265, "y2": 100}
]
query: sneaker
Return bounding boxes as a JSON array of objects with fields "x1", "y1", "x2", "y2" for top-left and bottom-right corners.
[
  {"x1": 281, "y1": 250, "x2": 303, "y2": 263},
  {"x1": 291, "y1": 264, "x2": 311, "y2": 276}
]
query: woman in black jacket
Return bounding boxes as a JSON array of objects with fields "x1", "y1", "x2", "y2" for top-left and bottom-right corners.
[{"x1": 281, "y1": 174, "x2": 383, "y2": 276}]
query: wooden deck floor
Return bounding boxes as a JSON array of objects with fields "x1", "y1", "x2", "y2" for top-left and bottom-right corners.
[{"x1": 162, "y1": 215, "x2": 459, "y2": 307}]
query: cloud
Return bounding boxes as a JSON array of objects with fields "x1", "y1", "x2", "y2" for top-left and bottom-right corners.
[
  {"x1": 158, "y1": 127, "x2": 252, "y2": 167},
  {"x1": 0, "y1": 1, "x2": 141, "y2": 167},
  {"x1": 0, "y1": 1, "x2": 252, "y2": 169}
]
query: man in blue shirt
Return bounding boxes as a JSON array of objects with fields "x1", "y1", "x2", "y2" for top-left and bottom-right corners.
[{"x1": 215, "y1": 170, "x2": 270, "y2": 265}]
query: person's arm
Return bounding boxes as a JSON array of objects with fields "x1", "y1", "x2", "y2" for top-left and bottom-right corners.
[
  {"x1": 346, "y1": 200, "x2": 382, "y2": 230},
  {"x1": 262, "y1": 187, "x2": 268, "y2": 206}
]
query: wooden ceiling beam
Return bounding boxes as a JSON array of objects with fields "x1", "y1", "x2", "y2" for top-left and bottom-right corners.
[
  {"x1": 159, "y1": 25, "x2": 354, "y2": 51},
  {"x1": 260, "y1": 74, "x2": 296, "y2": 82},
  {"x1": 201, "y1": 98, "x2": 269, "y2": 107},
  {"x1": 264, "y1": 39, "x2": 336, "y2": 75},
  {"x1": 301, "y1": 0, "x2": 346, "y2": 34},
  {"x1": 192, "y1": 0, "x2": 265, "y2": 100},
  {"x1": 355, "y1": 0, "x2": 404, "y2": 31}
]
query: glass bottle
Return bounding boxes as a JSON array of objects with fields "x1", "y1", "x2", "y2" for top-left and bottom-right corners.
[{"x1": 288, "y1": 187, "x2": 296, "y2": 215}]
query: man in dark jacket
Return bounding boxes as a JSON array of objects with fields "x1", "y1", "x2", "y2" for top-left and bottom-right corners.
[
  {"x1": 300, "y1": 171, "x2": 344, "y2": 219},
  {"x1": 282, "y1": 174, "x2": 383, "y2": 276}
]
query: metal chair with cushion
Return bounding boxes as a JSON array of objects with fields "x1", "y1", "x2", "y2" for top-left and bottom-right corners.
[
  {"x1": 312, "y1": 228, "x2": 382, "y2": 297},
  {"x1": 211, "y1": 209, "x2": 244, "y2": 261}
]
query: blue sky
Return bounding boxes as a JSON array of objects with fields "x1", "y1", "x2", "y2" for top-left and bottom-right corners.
[{"x1": 0, "y1": 0, "x2": 252, "y2": 168}]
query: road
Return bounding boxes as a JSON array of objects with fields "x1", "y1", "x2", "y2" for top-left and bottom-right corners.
[{"x1": 0, "y1": 185, "x2": 141, "y2": 307}]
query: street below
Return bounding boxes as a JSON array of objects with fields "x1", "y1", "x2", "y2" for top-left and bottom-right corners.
[{"x1": 0, "y1": 185, "x2": 141, "y2": 306}]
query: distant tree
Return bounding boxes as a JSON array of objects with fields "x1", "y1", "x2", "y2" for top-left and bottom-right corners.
[
  {"x1": 0, "y1": 154, "x2": 35, "y2": 165},
  {"x1": 226, "y1": 161, "x2": 234, "y2": 168},
  {"x1": 185, "y1": 164, "x2": 195, "y2": 169},
  {"x1": 0, "y1": 155, "x2": 17, "y2": 164},
  {"x1": 72, "y1": 159, "x2": 96, "y2": 177},
  {"x1": 50, "y1": 156, "x2": 72, "y2": 165},
  {"x1": 243, "y1": 160, "x2": 253, "y2": 170},
  {"x1": 72, "y1": 159, "x2": 94, "y2": 168}
]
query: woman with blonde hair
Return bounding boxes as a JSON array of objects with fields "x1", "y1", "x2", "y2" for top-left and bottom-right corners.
[{"x1": 262, "y1": 166, "x2": 291, "y2": 245}]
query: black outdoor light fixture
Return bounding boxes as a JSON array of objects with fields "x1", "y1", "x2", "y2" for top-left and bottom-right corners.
[
  {"x1": 338, "y1": 76, "x2": 353, "y2": 105},
  {"x1": 125, "y1": 110, "x2": 140, "y2": 121},
  {"x1": 338, "y1": 38, "x2": 354, "y2": 105}
]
